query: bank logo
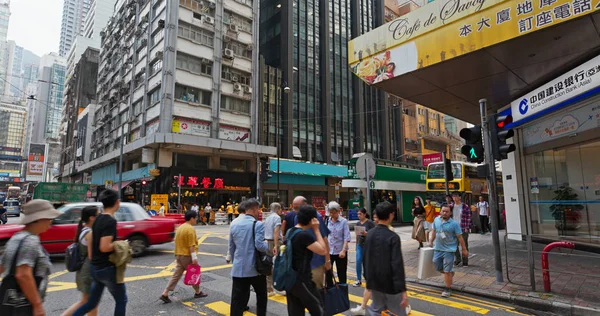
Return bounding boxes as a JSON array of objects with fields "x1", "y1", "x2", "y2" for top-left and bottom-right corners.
[{"x1": 519, "y1": 98, "x2": 529, "y2": 115}]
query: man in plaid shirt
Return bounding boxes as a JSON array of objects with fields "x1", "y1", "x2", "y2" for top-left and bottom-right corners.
[{"x1": 451, "y1": 192, "x2": 472, "y2": 266}]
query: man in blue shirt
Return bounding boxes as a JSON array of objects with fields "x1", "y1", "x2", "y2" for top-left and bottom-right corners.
[
  {"x1": 228, "y1": 199, "x2": 269, "y2": 315},
  {"x1": 429, "y1": 204, "x2": 468, "y2": 298}
]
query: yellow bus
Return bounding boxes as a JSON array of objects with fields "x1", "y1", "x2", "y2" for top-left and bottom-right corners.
[{"x1": 425, "y1": 161, "x2": 502, "y2": 208}]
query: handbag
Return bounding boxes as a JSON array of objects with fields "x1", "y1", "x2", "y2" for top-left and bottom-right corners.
[
  {"x1": 0, "y1": 235, "x2": 44, "y2": 315},
  {"x1": 183, "y1": 264, "x2": 202, "y2": 286},
  {"x1": 320, "y1": 271, "x2": 350, "y2": 315},
  {"x1": 252, "y1": 221, "x2": 273, "y2": 276}
]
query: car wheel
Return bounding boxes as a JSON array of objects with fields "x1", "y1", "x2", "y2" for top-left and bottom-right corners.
[{"x1": 128, "y1": 235, "x2": 148, "y2": 257}]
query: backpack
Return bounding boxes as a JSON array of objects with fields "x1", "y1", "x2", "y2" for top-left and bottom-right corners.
[
  {"x1": 273, "y1": 227, "x2": 303, "y2": 291},
  {"x1": 65, "y1": 228, "x2": 90, "y2": 272}
]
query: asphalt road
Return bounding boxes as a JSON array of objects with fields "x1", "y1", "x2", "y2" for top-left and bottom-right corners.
[{"x1": 8, "y1": 221, "x2": 549, "y2": 316}]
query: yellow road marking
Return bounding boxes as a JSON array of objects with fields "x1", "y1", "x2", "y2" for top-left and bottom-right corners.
[
  {"x1": 206, "y1": 301, "x2": 256, "y2": 316},
  {"x1": 158, "y1": 250, "x2": 226, "y2": 257},
  {"x1": 127, "y1": 264, "x2": 167, "y2": 269},
  {"x1": 409, "y1": 291, "x2": 489, "y2": 314},
  {"x1": 48, "y1": 270, "x2": 69, "y2": 279},
  {"x1": 181, "y1": 301, "x2": 207, "y2": 315},
  {"x1": 197, "y1": 233, "x2": 213, "y2": 245}
]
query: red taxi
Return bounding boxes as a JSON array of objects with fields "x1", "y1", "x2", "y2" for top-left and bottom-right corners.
[{"x1": 0, "y1": 202, "x2": 177, "y2": 257}]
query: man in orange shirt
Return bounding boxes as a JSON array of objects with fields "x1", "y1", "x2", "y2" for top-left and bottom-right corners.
[{"x1": 424, "y1": 197, "x2": 436, "y2": 241}]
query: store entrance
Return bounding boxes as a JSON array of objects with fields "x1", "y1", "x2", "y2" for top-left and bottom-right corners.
[{"x1": 526, "y1": 139, "x2": 600, "y2": 243}]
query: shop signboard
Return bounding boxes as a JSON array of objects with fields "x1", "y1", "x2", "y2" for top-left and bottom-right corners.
[
  {"x1": 422, "y1": 152, "x2": 443, "y2": 166},
  {"x1": 512, "y1": 55, "x2": 600, "y2": 123},
  {"x1": 172, "y1": 117, "x2": 211, "y2": 137},
  {"x1": 150, "y1": 194, "x2": 169, "y2": 212},
  {"x1": 349, "y1": 0, "x2": 600, "y2": 85},
  {"x1": 219, "y1": 125, "x2": 250, "y2": 142},
  {"x1": 26, "y1": 144, "x2": 46, "y2": 182},
  {"x1": 522, "y1": 101, "x2": 600, "y2": 146}
]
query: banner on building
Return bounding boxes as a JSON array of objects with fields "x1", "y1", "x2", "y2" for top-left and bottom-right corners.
[
  {"x1": 26, "y1": 144, "x2": 46, "y2": 182},
  {"x1": 422, "y1": 152, "x2": 443, "y2": 166},
  {"x1": 219, "y1": 125, "x2": 250, "y2": 142}
]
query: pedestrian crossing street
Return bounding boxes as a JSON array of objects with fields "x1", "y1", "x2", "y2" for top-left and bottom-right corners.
[{"x1": 177, "y1": 282, "x2": 532, "y2": 316}]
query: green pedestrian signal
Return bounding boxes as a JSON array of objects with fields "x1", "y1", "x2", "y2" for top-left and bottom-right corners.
[{"x1": 460, "y1": 125, "x2": 484, "y2": 163}]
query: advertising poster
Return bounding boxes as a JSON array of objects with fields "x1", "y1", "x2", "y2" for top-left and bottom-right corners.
[
  {"x1": 219, "y1": 125, "x2": 250, "y2": 142},
  {"x1": 26, "y1": 144, "x2": 46, "y2": 182},
  {"x1": 172, "y1": 117, "x2": 211, "y2": 137},
  {"x1": 422, "y1": 152, "x2": 443, "y2": 166}
]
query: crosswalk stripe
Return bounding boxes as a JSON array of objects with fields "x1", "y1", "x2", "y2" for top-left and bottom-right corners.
[
  {"x1": 348, "y1": 294, "x2": 434, "y2": 316},
  {"x1": 205, "y1": 301, "x2": 256, "y2": 316}
]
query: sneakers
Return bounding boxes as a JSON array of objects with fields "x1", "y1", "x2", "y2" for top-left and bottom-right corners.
[
  {"x1": 441, "y1": 288, "x2": 452, "y2": 298},
  {"x1": 353, "y1": 281, "x2": 362, "y2": 287},
  {"x1": 194, "y1": 291, "x2": 208, "y2": 298},
  {"x1": 350, "y1": 305, "x2": 366, "y2": 315},
  {"x1": 159, "y1": 295, "x2": 172, "y2": 304},
  {"x1": 274, "y1": 289, "x2": 286, "y2": 296}
]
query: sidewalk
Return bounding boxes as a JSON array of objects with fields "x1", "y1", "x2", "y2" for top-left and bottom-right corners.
[{"x1": 392, "y1": 226, "x2": 600, "y2": 316}]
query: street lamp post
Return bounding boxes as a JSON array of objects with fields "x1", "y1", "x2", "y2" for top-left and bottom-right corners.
[{"x1": 276, "y1": 82, "x2": 291, "y2": 201}]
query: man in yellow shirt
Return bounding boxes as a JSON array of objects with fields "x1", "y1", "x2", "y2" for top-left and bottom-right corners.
[
  {"x1": 226, "y1": 202, "x2": 234, "y2": 224},
  {"x1": 233, "y1": 203, "x2": 239, "y2": 218},
  {"x1": 160, "y1": 211, "x2": 208, "y2": 303},
  {"x1": 424, "y1": 196, "x2": 436, "y2": 241}
]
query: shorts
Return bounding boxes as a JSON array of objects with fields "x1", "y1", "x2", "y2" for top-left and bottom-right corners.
[
  {"x1": 433, "y1": 251, "x2": 454, "y2": 273},
  {"x1": 423, "y1": 221, "x2": 432, "y2": 230}
]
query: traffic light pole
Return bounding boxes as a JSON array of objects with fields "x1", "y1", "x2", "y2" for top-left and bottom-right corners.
[{"x1": 480, "y1": 98, "x2": 504, "y2": 283}]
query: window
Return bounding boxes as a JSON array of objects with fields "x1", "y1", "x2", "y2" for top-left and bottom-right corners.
[
  {"x1": 176, "y1": 53, "x2": 212, "y2": 75},
  {"x1": 150, "y1": 29, "x2": 164, "y2": 46},
  {"x1": 149, "y1": 89, "x2": 161, "y2": 105},
  {"x1": 53, "y1": 206, "x2": 84, "y2": 224},
  {"x1": 178, "y1": 21, "x2": 214, "y2": 47},
  {"x1": 222, "y1": 66, "x2": 251, "y2": 85},
  {"x1": 133, "y1": 101, "x2": 142, "y2": 115},
  {"x1": 115, "y1": 206, "x2": 135, "y2": 222},
  {"x1": 224, "y1": 40, "x2": 251, "y2": 59},
  {"x1": 220, "y1": 158, "x2": 246, "y2": 172},
  {"x1": 150, "y1": 59, "x2": 162, "y2": 75},
  {"x1": 175, "y1": 84, "x2": 212, "y2": 105},
  {"x1": 224, "y1": 11, "x2": 252, "y2": 33},
  {"x1": 220, "y1": 95, "x2": 250, "y2": 114}
]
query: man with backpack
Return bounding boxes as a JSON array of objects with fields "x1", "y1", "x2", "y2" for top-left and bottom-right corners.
[{"x1": 274, "y1": 205, "x2": 327, "y2": 315}]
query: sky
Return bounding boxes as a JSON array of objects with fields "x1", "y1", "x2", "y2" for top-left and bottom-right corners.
[{"x1": 7, "y1": 0, "x2": 63, "y2": 57}]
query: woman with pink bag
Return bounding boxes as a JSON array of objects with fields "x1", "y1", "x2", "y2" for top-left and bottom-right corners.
[{"x1": 159, "y1": 211, "x2": 208, "y2": 303}]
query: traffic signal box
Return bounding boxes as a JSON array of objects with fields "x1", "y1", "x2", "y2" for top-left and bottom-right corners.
[
  {"x1": 490, "y1": 114, "x2": 516, "y2": 161},
  {"x1": 460, "y1": 125, "x2": 484, "y2": 163}
]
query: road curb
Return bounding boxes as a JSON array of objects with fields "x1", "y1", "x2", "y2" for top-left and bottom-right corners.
[{"x1": 405, "y1": 277, "x2": 600, "y2": 316}]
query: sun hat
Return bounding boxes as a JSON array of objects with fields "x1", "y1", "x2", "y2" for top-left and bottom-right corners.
[{"x1": 21, "y1": 199, "x2": 62, "y2": 225}]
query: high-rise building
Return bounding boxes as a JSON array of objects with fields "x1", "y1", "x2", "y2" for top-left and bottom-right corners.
[
  {"x1": 0, "y1": 0, "x2": 10, "y2": 98},
  {"x1": 59, "y1": 0, "x2": 92, "y2": 56},
  {"x1": 0, "y1": 101, "x2": 27, "y2": 183},
  {"x1": 2, "y1": 40, "x2": 23, "y2": 100},
  {"x1": 30, "y1": 53, "x2": 66, "y2": 143},
  {"x1": 76, "y1": 0, "x2": 269, "y2": 204},
  {"x1": 259, "y1": 0, "x2": 390, "y2": 163}
]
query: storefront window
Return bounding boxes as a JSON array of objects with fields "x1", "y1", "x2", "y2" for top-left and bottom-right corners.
[
  {"x1": 525, "y1": 140, "x2": 600, "y2": 243},
  {"x1": 220, "y1": 158, "x2": 246, "y2": 172}
]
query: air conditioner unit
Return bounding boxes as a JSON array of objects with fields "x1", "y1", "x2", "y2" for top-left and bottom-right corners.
[
  {"x1": 233, "y1": 83, "x2": 242, "y2": 91},
  {"x1": 244, "y1": 86, "x2": 252, "y2": 94},
  {"x1": 232, "y1": 76, "x2": 239, "y2": 82},
  {"x1": 155, "y1": 51, "x2": 163, "y2": 59},
  {"x1": 229, "y1": 24, "x2": 238, "y2": 32},
  {"x1": 204, "y1": 16, "x2": 214, "y2": 25},
  {"x1": 201, "y1": 58, "x2": 210, "y2": 64},
  {"x1": 224, "y1": 49, "x2": 234, "y2": 58}
]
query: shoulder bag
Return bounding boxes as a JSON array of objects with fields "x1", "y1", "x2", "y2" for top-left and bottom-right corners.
[
  {"x1": 0, "y1": 235, "x2": 44, "y2": 315},
  {"x1": 252, "y1": 221, "x2": 273, "y2": 276}
]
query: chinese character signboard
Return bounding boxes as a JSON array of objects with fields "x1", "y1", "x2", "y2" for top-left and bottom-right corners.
[
  {"x1": 349, "y1": 0, "x2": 600, "y2": 84},
  {"x1": 26, "y1": 144, "x2": 46, "y2": 182},
  {"x1": 422, "y1": 152, "x2": 443, "y2": 166},
  {"x1": 172, "y1": 117, "x2": 211, "y2": 137},
  {"x1": 512, "y1": 54, "x2": 600, "y2": 123},
  {"x1": 219, "y1": 125, "x2": 250, "y2": 142}
]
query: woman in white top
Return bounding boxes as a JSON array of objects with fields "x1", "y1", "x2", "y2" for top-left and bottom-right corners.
[{"x1": 62, "y1": 206, "x2": 99, "y2": 316}]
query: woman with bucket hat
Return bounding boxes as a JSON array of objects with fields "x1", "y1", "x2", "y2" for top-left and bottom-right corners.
[{"x1": 0, "y1": 199, "x2": 61, "y2": 316}]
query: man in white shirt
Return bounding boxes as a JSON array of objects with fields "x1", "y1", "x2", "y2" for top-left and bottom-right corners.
[
  {"x1": 263, "y1": 202, "x2": 283, "y2": 296},
  {"x1": 477, "y1": 196, "x2": 490, "y2": 234},
  {"x1": 159, "y1": 203, "x2": 166, "y2": 216}
]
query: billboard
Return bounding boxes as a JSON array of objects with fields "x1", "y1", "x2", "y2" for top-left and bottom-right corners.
[
  {"x1": 422, "y1": 152, "x2": 443, "y2": 166},
  {"x1": 26, "y1": 144, "x2": 46, "y2": 182}
]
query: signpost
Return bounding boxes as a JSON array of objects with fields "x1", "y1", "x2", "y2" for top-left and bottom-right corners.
[{"x1": 356, "y1": 154, "x2": 376, "y2": 215}]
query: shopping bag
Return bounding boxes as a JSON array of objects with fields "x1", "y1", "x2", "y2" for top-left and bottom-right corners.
[
  {"x1": 320, "y1": 272, "x2": 350, "y2": 315},
  {"x1": 417, "y1": 247, "x2": 437, "y2": 279},
  {"x1": 184, "y1": 264, "x2": 202, "y2": 286}
]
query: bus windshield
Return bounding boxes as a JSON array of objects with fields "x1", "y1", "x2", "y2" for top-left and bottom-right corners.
[{"x1": 427, "y1": 163, "x2": 462, "y2": 179}]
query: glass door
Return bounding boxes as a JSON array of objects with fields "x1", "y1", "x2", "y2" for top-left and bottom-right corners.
[{"x1": 578, "y1": 140, "x2": 600, "y2": 241}]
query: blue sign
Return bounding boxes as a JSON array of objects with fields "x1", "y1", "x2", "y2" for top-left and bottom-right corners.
[{"x1": 519, "y1": 98, "x2": 528, "y2": 115}]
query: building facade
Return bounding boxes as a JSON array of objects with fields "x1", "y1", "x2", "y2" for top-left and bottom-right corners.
[
  {"x1": 0, "y1": 0, "x2": 10, "y2": 98},
  {"x1": 59, "y1": 0, "x2": 92, "y2": 56},
  {"x1": 2, "y1": 40, "x2": 23, "y2": 100},
  {"x1": 0, "y1": 101, "x2": 27, "y2": 186},
  {"x1": 75, "y1": 0, "x2": 272, "y2": 207}
]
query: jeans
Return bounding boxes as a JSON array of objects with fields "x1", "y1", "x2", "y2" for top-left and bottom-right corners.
[
  {"x1": 286, "y1": 279, "x2": 324, "y2": 316},
  {"x1": 73, "y1": 265, "x2": 128, "y2": 316},
  {"x1": 356, "y1": 244, "x2": 365, "y2": 282},
  {"x1": 480, "y1": 215, "x2": 489, "y2": 233},
  {"x1": 231, "y1": 275, "x2": 267, "y2": 316},
  {"x1": 455, "y1": 232, "x2": 469, "y2": 265}
]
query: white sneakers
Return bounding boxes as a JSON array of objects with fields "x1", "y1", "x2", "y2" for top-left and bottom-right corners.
[{"x1": 350, "y1": 305, "x2": 366, "y2": 315}]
